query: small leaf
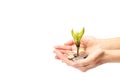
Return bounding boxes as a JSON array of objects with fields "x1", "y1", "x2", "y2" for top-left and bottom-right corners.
[
  {"x1": 71, "y1": 27, "x2": 85, "y2": 47},
  {"x1": 78, "y1": 27, "x2": 85, "y2": 42},
  {"x1": 71, "y1": 29, "x2": 77, "y2": 40}
]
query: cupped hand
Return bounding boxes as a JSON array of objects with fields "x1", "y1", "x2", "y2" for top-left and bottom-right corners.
[{"x1": 54, "y1": 36, "x2": 106, "y2": 72}]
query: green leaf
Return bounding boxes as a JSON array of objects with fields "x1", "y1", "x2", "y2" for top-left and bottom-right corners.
[
  {"x1": 71, "y1": 29, "x2": 77, "y2": 40},
  {"x1": 71, "y1": 27, "x2": 85, "y2": 47}
]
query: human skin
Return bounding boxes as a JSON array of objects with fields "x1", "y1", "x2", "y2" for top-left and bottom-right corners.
[{"x1": 53, "y1": 36, "x2": 120, "y2": 72}]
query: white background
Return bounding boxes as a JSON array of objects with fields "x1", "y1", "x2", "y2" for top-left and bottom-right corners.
[{"x1": 0, "y1": 0, "x2": 120, "y2": 80}]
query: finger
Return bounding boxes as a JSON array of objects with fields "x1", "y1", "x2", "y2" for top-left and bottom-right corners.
[
  {"x1": 64, "y1": 40, "x2": 74, "y2": 46},
  {"x1": 54, "y1": 49, "x2": 70, "y2": 54},
  {"x1": 53, "y1": 50, "x2": 60, "y2": 59},
  {"x1": 78, "y1": 65, "x2": 91, "y2": 72},
  {"x1": 79, "y1": 62, "x2": 101, "y2": 72},
  {"x1": 80, "y1": 44, "x2": 86, "y2": 49},
  {"x1": 74, "y1": 62, "x2": 93, "y2": 72},
  {"x1": 85, "y1": 48, "x2": 104, "y2": 62},
  {"x1": 80, "y1": 36, "x2": 93, "y2": 48},
  {"x1": 78, "y1": 67, "x2": 88, "y2": 72},
  {"x1": 59, "y1": 50, "x2": 70, "y2": 54},
  {"x1": 79, "y1": 48, "x2": 86, "y2": 56},
  {"x1": 54, "y1": 50, "x2": 75, "y2": 66},
  {"x1": 77, "y1": 57, "x2": 91, "y2": 67},
  {"x1": 80, "y1": 36, "x2": 87, "y2": 44},
  {"x1": 78, "y1": 51, "x2": 100, "y2": 67},
  {"x1": 77, "y1": 52, "x2": 104, "y2": 72},
  {"x1": 72, "y1": 62, "x2": 88, "y2": 72},
  {"x1": 55, "y1": 55, "x2": 60, "y2": 59},
  {"x1": 54, "y1": 45, "x2": 72, "y2": 50}
]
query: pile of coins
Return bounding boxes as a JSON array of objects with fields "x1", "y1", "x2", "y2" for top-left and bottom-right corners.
[{"x1": 67, "y1": 48, "x2": 87, "y2": 61}]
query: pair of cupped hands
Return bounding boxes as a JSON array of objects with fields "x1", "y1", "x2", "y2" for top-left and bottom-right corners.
[{"x1": 53, "y1": 36, "x2": 105, "y2": 72}]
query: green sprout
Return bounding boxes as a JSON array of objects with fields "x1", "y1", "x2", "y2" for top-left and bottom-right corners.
[{"x1": 71, "y1": 27, "x2": 85, "y2": 56}]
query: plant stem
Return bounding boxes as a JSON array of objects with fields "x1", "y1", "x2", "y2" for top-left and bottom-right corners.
[{"x1": 77, "y1": 46, "x2": 79, "y2": 56}]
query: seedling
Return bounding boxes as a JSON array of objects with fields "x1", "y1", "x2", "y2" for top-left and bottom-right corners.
[{"x1": 71, "y1": 27, "x2": 85, "y2": 56}]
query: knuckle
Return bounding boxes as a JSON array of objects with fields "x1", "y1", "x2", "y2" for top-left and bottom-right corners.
[{"x1": 80, "y1": 68, "x2": 87, "y2": 72}]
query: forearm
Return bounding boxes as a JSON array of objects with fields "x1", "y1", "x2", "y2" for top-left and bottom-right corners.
[
  {"x1": 99, "y1": 37, "x2": 120, "y2": 50},
  {"x1": 103, "y1": 50, "x2": 120, "y2": 63}
]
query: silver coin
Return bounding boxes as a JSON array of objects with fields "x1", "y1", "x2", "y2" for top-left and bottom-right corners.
[
  {"x1": 72, "y1": 56, "x2": 85, "y2": 61},
  {"x1": 67, "y1": 51, "x2": 76, "y2": 60},
  {"x1": 67, "y1": 51, "x2": 87, "y2": 61}
]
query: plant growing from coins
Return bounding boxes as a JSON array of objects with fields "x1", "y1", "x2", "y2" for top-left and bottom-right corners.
[{"x1": 71, "y1": 27, "x2": 85, "y2": 56}]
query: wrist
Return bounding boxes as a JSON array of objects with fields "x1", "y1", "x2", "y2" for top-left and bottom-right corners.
[
  {"x1": 97, "y1": 39, "x2": 111, "y2": 50},
  {"x1": 101, "y1": 50, "x2": 110, "y2": 63},
  {"x1": 97, "y1": 49, "x2": 108, "y2": 64},
  {"x1": 103, "y1": 50, "x2": 120, "y2": 63},
  {"x1": 102, "y1": 50, "x2": 118, "y2": 63},
  {"x1": 97, "y1": 37, "x2": 120, "y2": 50}
]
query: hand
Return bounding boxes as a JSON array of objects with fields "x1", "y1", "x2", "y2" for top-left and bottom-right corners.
[
  {"x1": 54, "y1": 40, "x2": 74, "y2": 59},
  {"x1": 54, "y1": 36, "x2": 106, "y2": 72}
]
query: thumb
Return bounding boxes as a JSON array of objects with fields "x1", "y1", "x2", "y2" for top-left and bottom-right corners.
[
  {"x1": 64, "y1": 40, "x2": 74, "y2": 46},
  {"x1": 80, "y1": 36, "x2": 89, "y2": 48},
  {"x1": 79, "y1": 48, "x2": 104, "y2": 67}
]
